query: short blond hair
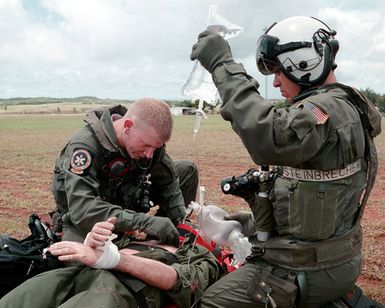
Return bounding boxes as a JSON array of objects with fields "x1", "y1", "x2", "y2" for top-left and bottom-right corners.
[{"x1": 127, "y1": 98, "x2": 173, "y2": 142}]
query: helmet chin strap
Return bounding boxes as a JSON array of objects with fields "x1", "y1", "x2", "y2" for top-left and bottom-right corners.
[
  {"x1": 295, "y1": 73, "x2": 329, "y2": 102},
  {"x1": 292, "y1": 87, "x2": 317, "y2": 103}
]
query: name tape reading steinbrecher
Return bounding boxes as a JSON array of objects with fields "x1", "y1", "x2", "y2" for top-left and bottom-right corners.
[{"x1": 282, "y1": 159, "x2": 361, "y2": 182}]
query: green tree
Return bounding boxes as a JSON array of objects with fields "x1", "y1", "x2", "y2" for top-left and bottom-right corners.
[
  {"x1": 174, "y1": 100, "x2": 194, "y2": 108},
  {"x1": 273, "y1": 99, "x2": 290, "y2": 109},
  {"x1": 361, "y1": 88, "x2": 385, "y2": 114}
]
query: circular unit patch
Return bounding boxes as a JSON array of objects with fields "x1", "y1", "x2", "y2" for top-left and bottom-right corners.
[{"x1": 70, "y1": 149, "x2": 92, "y2": 174}]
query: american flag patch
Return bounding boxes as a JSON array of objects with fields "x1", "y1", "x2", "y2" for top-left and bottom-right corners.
[
  {"x1": 311, "y1": 105, "x2": 329, "y2": 124},
  {"x1": 301, "y1": 102, "x2": 329, "y2": 125}
]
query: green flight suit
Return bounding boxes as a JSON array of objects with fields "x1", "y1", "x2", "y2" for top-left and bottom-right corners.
[
  {"x1": 200, "y1": 63, "x2": 380, "y2": 307},
  {"x1": 0, "y1": 239, "x2": 223, "y2": 308},
  {"x1": 52, "y1": 105, "x2": 197, "y2": 243}
]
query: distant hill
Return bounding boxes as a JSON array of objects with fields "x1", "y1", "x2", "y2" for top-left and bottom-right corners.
[
  {"x1": 0, "y1": 96, "x2": 133, "y2": 106},
  {"x1": 0, "y1": 96, "x2": 136, "y2": 114},
  {"x1": 0, "y1": 97, "x2": 192, "y2": 114}
]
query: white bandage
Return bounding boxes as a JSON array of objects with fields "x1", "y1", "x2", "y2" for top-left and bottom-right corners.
[{"x1": 84, "y1": 233, "x2": 121, "y2": 269}]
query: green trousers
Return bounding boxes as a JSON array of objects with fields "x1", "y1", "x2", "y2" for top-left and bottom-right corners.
[
  {"x1": 0, "y1": 266, "x2": 163, "y2": 308},
  {"x1": 200, "y1": 254, "x2": 361, "y2": 308},
  {"x1": 174, "y1": 159, "x2": 199, "y2": 206}
]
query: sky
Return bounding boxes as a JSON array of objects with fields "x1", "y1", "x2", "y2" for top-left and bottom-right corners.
[{"x1": 1, "y1": 0, "x2": 385, "y2": 100}]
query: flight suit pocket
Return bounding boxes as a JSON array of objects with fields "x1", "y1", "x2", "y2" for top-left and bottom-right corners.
[
  {"x1": 52, "y1": 170, "x2": 68, "y2": 212},
  {"x1": 288, "y1": 182, "x2": 342, "y2": 240},
  {"x1": 52, "y1": 171, "x2": 65, "y2": 191},
  {"x1": 246, "y1": 267, "x2": 297, "y2": 308}
]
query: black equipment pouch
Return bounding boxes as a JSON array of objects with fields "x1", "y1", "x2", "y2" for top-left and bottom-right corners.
[
  {"x1": 246, "y1": 267, "x2": 297, "y2": 308},
  {"x1": 0, "y1": 214, "x2": 62, "y2": 298}
]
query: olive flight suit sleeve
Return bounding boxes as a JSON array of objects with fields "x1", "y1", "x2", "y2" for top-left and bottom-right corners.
[
  {"x1": 166, "y1": 241, "x2": 223, "y2": 307},
  {"x1": 59, "y1": 142, "x2": 139, "y2": 240},
  {"x1": 212, "y1": 63, "x2": 330, "y2": 166},
  {"x1": 149, "y1": 150, "x2": 186, "y2": 224}
]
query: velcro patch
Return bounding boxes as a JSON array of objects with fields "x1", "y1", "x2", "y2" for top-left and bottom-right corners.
[
  {"x1": 301, "y1": 102, "x2": 329, "y2": 125},
  {"x1": 106, "y1": 157, "x2": 129, "y2": 178},
  {"x1": 311, "y1": 105, "x2": 329, "y2": 124},
  {"x1": 70, "y1": 149, "x2": 91, "y2": 175}
]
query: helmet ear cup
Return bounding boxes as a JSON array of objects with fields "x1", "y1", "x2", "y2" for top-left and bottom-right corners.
[
  {"x1": 320, "y1": 42, "x2": 334, "y2": 77},
  {"x1": 329, "y1": 39, "x2": 339, "y2": 57},
  {"x1": 322, "y1": 37, "x2": 339, "y2": 71},
  {"x1": 329, "y1": 39, "x2": 339, "y2": 70},
  {"x1": 313, "y1": 27, "x2": 339, "y2": 69}
]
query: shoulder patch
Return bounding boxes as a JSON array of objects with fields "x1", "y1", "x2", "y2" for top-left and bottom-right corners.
[
  {"x1": 301, "y1": 102, "x2": 329, "y2": 125},
  {"x1": 70, "y1": 149, "x2": 92, "y2": 175}
]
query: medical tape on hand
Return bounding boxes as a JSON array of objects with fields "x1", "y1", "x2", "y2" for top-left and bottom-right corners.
[{"x1": 84, "y1": 233, "x2": 120, "y2": 269}]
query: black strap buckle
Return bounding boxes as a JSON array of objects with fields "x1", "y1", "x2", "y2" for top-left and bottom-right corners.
[{"x1": 248, "y1": 237, "x2": 265, "y2": 258}]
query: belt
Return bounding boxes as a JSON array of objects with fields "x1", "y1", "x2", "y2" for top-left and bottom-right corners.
[
  {"x1": 250, "y1": 223, "x2": 362, "y2": 271},
  {"x1": 111, "y1": 271, "x2": 148, "y2": 308}
]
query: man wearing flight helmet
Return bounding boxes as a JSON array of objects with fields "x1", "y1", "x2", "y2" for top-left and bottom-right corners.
[{"x1": 190, "y1": 16, "x2": 382, "y2": 307}]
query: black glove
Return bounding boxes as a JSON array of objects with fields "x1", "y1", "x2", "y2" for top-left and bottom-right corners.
[
  {"x1": 190, "y1": 30, "x2": 234, "y2": 73},
  {"x1": 224, "y1": 211, "x2": 256, "y2": 237},
  {"x1": 132, "y1": 213, "x2": 179, "y2": 247}
]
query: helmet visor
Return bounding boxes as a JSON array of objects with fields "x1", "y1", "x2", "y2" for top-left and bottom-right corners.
[{"x1": 256, "y1": 35, "x2": 281, "y2": 75}]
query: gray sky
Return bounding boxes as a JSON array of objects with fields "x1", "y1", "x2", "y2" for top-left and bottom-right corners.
[{"x1": 1, "y1": 0, "x2": 384, "y2": 100}]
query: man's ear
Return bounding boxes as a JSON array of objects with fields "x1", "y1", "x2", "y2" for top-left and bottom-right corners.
[
  {"x1": 123, "y1": 119, "x2": 133, "y2": 134},
  {"x1": 124, "y1": 119, "x2": 133, "y2": 129}
]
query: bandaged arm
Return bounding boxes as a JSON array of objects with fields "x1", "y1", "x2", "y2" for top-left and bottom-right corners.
[
  {"x1": 116, "y1": 249, "x2": 178, "y2": 290},
  {"x1": 49, "y1": 239, "x2": 178, "y2": 291}
]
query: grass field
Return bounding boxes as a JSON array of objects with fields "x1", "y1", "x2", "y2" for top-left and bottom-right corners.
[{"x1": 0, "y1": 112, "x2": 384, "y2": 302}]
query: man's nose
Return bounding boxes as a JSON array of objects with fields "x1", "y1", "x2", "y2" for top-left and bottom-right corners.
[{"x1": 273, "y1": 73, "x2": 280, "y2": 88}]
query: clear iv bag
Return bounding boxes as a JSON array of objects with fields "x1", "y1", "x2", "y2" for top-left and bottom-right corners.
[{"x1": 181, "y1": 4, "x2": 243, "y2": 106}]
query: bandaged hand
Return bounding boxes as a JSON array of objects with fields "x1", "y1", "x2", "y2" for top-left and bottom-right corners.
[
  {"x1": 83, "y1": 217, "x2": 120, "y2": 269},
  {"x1": 89, "y1": 233, "x2": 120, "y2": 269},
  {"x1": 84, "y1": 217, "x2": 117, "y2": 248},
  {"x1": 49, "y1": 217, "x2": 121, "y2": 269}
]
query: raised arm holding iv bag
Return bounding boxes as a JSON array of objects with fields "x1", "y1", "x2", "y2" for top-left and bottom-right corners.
[{"x1": 182, "y1": 5, "x2": 243, "y2": 139}]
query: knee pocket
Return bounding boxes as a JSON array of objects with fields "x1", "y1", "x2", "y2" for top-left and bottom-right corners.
[{"x1": 246, "y1": 267, "x2": 298, "y2": 308}]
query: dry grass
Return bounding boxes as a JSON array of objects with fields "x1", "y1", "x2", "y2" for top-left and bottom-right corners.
[{"x1": 0, "y1": 112, "x2": 384, "y2": 302}]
